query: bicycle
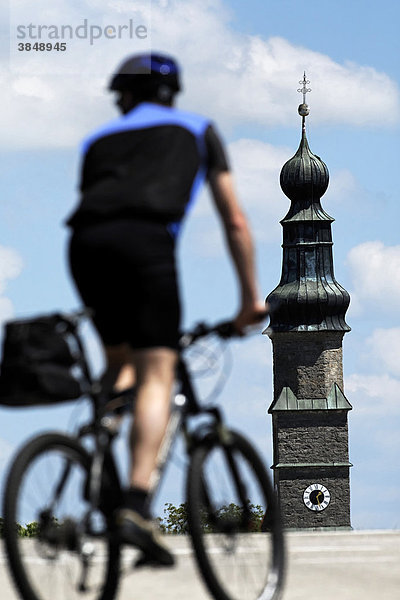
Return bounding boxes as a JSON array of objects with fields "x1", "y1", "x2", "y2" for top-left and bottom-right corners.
[{"x1": 2, "y1": 311, "x2": 285, "y2": 600}]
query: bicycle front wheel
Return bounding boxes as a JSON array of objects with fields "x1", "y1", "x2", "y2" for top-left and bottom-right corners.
[
  {"x1": 3, "y1": 432, "x2": 120, "y2": 600},
  {"x1": 187, "y1": 430, "x2": 284, "y2": 600}
]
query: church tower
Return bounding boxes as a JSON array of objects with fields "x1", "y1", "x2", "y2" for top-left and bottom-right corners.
[{"x1": 265, "y1": 75, "x2": 352, "y2": 529}]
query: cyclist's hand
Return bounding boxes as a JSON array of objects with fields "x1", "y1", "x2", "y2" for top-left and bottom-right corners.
[{"x1": 233, "y1": 301, "x2": 269, "y2": 335}]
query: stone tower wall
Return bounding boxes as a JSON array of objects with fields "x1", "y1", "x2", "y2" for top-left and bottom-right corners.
[
  {"x1": 268, "y1": 330, "x2": 352, "y2": 530},
  {"x1": 278, "y1": 466, "x2": 351, "y2": 529},
  {"x1": 271, "y1": 331, "x2": 345, "y2": 401},
  {"x1": 273, "y1": 411, "x2": 349, "y2": 465}
]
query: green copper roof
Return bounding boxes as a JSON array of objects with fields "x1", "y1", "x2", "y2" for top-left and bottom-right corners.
[
  {"x1": 268, "y1": 383, "x2": 352, "y2": 413},
  {"x1": 280, "y1": 130, "x2": 330, "y2": 205},
  {"x1": 265, "y1": 79, "x2": 350, "y2": 333}
]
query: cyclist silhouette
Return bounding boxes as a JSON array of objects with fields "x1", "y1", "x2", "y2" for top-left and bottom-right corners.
[{"x1": 66, "y1": 52, "x2": 266, "y2": 565}]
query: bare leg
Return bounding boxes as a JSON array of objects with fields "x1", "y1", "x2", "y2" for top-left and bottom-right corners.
[
  {"x1": 103, "y1": 345, "x2": 177, "y2": 492},
  {"x1": 129, "y1": 348, "x2": 177, "y2": 490},
  {"x1": 107, "y1": 346, "x2": 177, "y2": 563},
  {"x1": 102, "y1": 343, "x2": 136, "y2": 393}
]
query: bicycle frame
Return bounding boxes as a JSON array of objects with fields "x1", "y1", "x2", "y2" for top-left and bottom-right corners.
[
  {"x1": 72, "y1": 349, "x2": 226, "y2": 526},
  {"x1": 3, "y1": 311, "x2": 285, "y2": 600},
  {"x1": 52, "y1": 313, "x2": 238, "y2": 531},
  {"x1": 147, "y1": 358, "x2": 224, "y2": 505}
]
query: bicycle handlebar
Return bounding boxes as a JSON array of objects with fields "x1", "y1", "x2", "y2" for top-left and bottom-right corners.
[
  {"x1": 63, "y1": 308, "x2": 266, "y2": 353},
  {"x1": 179, "y1": 320, "x2": 238, "y2": 349}
]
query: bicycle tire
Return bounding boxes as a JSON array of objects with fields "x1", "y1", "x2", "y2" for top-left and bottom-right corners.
[
  {"x1": 186, "y1": 430, "x2": 285, "y2": 600},
  {"x1": 3, "y1": 432, "x2": 120, "y2": 600}
]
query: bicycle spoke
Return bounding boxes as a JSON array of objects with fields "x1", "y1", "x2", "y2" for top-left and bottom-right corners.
[
  {"x1": 187, "y1": 432, "x2": 284, "y2": 600},
  {"x1": 3, "y1": 434, "x2": 120, "y2": 600}
]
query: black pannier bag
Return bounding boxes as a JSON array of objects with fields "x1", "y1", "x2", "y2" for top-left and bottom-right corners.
[{"x1": 0, "y1": 313, "x2": 84, "y2": 406}]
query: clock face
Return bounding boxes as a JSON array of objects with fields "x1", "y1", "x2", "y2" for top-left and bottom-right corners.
[{"x1": 303, "y1": 484, "x2": 331, "y2": 512}]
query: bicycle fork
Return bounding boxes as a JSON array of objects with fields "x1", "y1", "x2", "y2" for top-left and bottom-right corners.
[
  {"x1": 77, "y1": 429, "x2": 114, "y2": 593},
  {"x1": 198, "y1": 421, "x2": 254, "y2": 535}
]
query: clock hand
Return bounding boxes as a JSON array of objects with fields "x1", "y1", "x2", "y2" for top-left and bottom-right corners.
[{"x1": 316, "y1": 491, "x2": 322, "y2": 506}]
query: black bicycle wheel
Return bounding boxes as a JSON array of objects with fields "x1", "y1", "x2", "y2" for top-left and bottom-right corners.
[
  {"x1": 3, "y1": 432, "x2": 120, "y2": 600},
  {"x1": 187, "y1": 430, "x2": 285, "y2": 600}
]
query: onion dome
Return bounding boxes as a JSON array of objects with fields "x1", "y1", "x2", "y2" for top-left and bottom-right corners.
[
  {"x1": 266, "y1": 75, "x2": 350, "y2": 333},
  {"x1": 280, "y1": 130, "x2": 329, "y2": 203}
]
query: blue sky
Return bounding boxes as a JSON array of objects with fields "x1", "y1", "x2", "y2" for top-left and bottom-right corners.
[{"x1": 0, "y1": 0, "x2": 399, "y2": 530}]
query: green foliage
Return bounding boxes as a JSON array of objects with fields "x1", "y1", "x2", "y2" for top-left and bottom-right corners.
[
  {"x1": 217, "y1": 502, "x2": 264, "y2": 532},
  {"x1": 0, "y1": 516, "x2": 59, "y2": 538},
  {"x1": 0, "y1": 518, "x2": 33, "y2": 538},
  {"x1": 159, "y1": 503, "x2": 189, "y2": 534},
  {"x1": 22, "y1": 522, "x2": 41, "y2": 538},
  {"x1": 158, "y1": 502, "x2": 265, "y2": 534},
  {"x1": 1, "y1": 503, "x2": 265, "y2": 538},
  {"x1": 197, "y1": 502, "x2": 264, "y2": 533}
]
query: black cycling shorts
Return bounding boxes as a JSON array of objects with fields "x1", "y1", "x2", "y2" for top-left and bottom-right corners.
[{"x1": 68, "y1": 218, "x2": 181, "y2": 350}]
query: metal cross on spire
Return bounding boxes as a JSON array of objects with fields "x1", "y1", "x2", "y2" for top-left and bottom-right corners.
[
  {"x1": 297, "y1": 72, "x2": 311, "y2": 129},
  {"x1": 297, "y1": 72, "x2": 311, "y2": 104}
]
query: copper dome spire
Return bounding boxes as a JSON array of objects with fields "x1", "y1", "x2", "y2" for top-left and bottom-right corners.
[{"x1": 266, "y1": 75, "x2": 350, "y2": 332}]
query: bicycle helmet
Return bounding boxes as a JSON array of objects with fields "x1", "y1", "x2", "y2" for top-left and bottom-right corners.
[{"x1": 109, "y1": 53, "x2": 181, "y2": 102}]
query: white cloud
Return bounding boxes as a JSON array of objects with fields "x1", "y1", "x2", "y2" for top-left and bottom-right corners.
[
  {"x1": 187, "y1": 138, "x2": 290, "y2": 256},
  {"x1": 0, "y1": 246, "x2": 24, "y2": 326},
  {"x1": 2, "y1": 0, "x2": 399, "y2": 149},
  {"x1": 185, "y1": 136, "x2": 364, "y2": 262},
  {"x1": 373, "y1": 429, "x2": 400, "y2": 456},
  {"x1": 12, "y1": 77, "x2": 56, "y2": 101},
  {"x1": 229, "y1": 139, "x2": 290, "y2": 214},
  {"x1": 328, "y1": 169, "x2": 359, "y2": 205},
  {"x1": 346, "y1": 325, "x2": 400, "y2": 400},
  {"x1": 233, "y1": 334, "x2": 272, "y2": 369},
  {"x1": 0, "y1": 247, "x2": 23, "y2": 294},
  {"x1": 345, "y1": 372, "x2": 400, "y2": 415},
  {"x1": 346, "y1": 344, "x2": 400, "y2": 529},
  {"x1": 365, "y1": 328, "x2": 400, "y2": 377},
  {"x1": 346, "y1": 241, "x2": 400, "y2": 316},
  {"x1": 4, "y1": 0, "x2": 152, "y2": 148},
  {"x1": 152, "y1": 2, "x2": 400, "y2": 128}
]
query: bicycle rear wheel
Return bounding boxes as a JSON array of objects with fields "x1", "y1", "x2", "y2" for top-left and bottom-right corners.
[
  {"x1": 187, "y1": 430, "x2": 284, "y2": 600},
  {"x1": 3, "y1": 432, "x2": 120, "y2": 600}
]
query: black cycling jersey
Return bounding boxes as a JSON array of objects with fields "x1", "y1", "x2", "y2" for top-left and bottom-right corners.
[
  {"x1": 68, "y1": 101, "x2": 230, "y2": 349},
  {"x1": 66, "y1": 102, "x2": 229, "y2": 234}
]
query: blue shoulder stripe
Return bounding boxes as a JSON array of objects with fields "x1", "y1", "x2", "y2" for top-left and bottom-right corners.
[{"x1": 81, "y1": 102, "x2": 210, "y2": 156}]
